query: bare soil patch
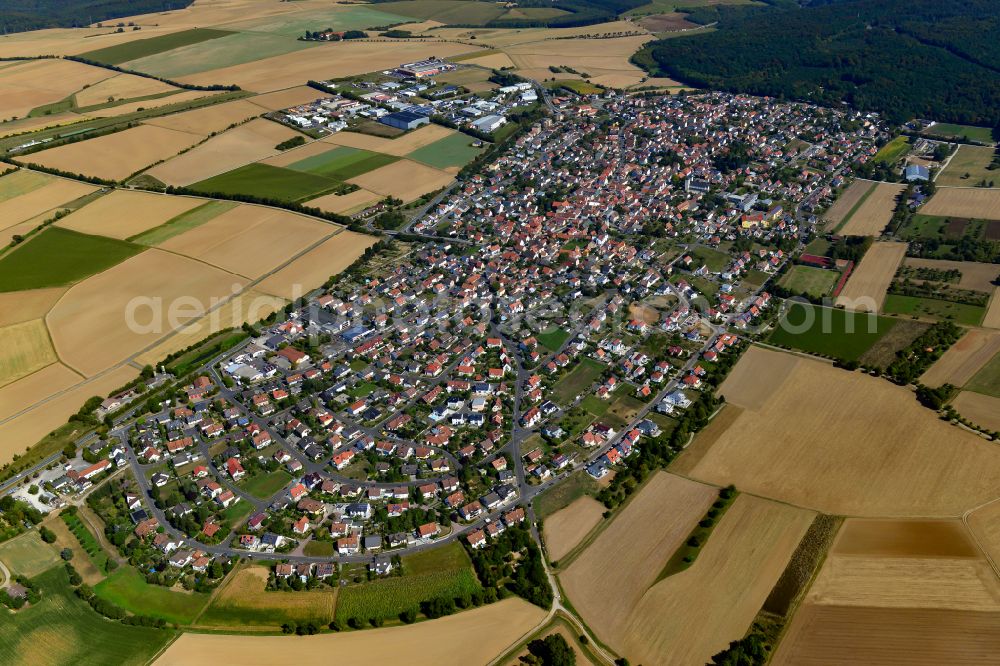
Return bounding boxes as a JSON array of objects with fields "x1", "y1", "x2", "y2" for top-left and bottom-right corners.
[
  {"x1": 156, "y1": 597, "x2": 546, "y2": 666},
  {"x1": 688, "y1": 346, "x2": 1000, "y2": 516},
  {"x1": 920, "y1": 328, "x2": 1000, "y2": 387},
  {"x1": 833, "y1": 519, "x2": 978, "y2": 558},
  {"x1": 836, "y1": 241, "x2": 907, "y2": 311},
  {"x1": 542, "y1": 495, "x2": 605, "y2": 562}
]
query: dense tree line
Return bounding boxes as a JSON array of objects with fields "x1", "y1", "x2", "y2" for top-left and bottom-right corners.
[
  {"x1": 635, "y1": 0, "x2": 1000, "y2": 125},
  {"x1": 884, "y1": 321, "x2": 963, "y2": 385},
  {"x1": 467, "y1": 525, "x2": 552, "y2": 609},
  {"x1": 0, "y1": 1, "x2": 194, "y2": 33}
]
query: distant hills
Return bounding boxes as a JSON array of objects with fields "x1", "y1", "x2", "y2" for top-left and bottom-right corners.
[
  {"x1": 634, "y1": 0, "x2": 1000, "y2": 127},
  {"x1": 0, "y1": 1, "x2": 194, "y2": 33}
]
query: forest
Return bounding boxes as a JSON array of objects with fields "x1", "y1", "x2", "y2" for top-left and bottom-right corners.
[
  {"x1": 0, "y1": 1, "x2": 193, "y2": 32},
  {"x1": 633, "y1": 0, "x2": 1000, "y2": 126}
]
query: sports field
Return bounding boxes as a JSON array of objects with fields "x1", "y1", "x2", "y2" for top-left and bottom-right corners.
[
  {"x1": 689, "y1": 346, "x2": 1000, "y2": 516},
  {"x1": 0, "y1": 227, "x2": 144, "y2": 292},
  {"x1": 835, "y1": 241, "x2": 907, "y2": 311},
  {"x1": 778, "y1": 265, "x2": 839, "y2": 298},
  {"x1": 937, "y1": 145, "x2": 999, "y2": 188},
  {"x1": 768, "y1": 302, "x2": 897, "y2": 361},
  {"x1": 158, "y1": 598, "x2": 545, "y2": 666}
]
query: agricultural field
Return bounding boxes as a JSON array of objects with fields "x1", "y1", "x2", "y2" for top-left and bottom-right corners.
[
  {"x1": 0, "y1": 58, "x2": 110, "y2": 120},
  {"x1": 774, "y1": 518, "x2": 1000, "y2": 664},
  {"x1": 921, "y1": 188, "x2": 1000, "y2": 220},
  {"x1": 882, "y1": 293, "x2": 985, "y2": 326},
  {"x1": 0, "y1": 227, "x2": 144, "y2": 292},
  {"x1": 823, "y1": 181, "x2": 873, "y2": 228},
  {"x1": 687, "y1": 346, "x2": 1000, "y2": 516},
  {"x1": 0, "y1": 530, "x2": 60, "y2": 578},
  {"x1": 197, "y1": 565, "x2": 337, "y2": 629},
  {"x1": 320, "y1": 123, "x2": 455, "y2": 156},
  {"x1": 347, "y1": 159, "x2": 455, "y2": 203},
  {"x1": 372, "y1": 1, "x2": 506, "y2": 24},
  {"x1": 984, "y1": 292, "x2": 1000, "y2": 329},
  {"x1": 145, "y1": 118, "x2": 306, "y2": 186},
  {"x1": 778, "y1": 265, "x2": 840, "y2": 298},
  {"x1": 838, "y1": 182, "x2": 904, "y2": 236},
  {"x1": 0, "y1": 566, "x2": 174, "y2": 666},
  {"x1": 284, "y1": 146, "x2": 400, "y2": 181},
  {"x1": 246, "y1": 86, "x2": 334, "y2": 113},
  {"x1": 406, "y1": 133, "x2": 485, "y2": 170},
  {"x1": 560, "y1": 472, "x2": 717, "y2": 647},
  {"x1": 534, "y1": 470, "x2": 599, "y2": 520},
  {"x1": 189, "y1": 163, "x2": 346, "y2": 202},
  {"x1": 952, "y1": 391, "x2": 1000, "y2": 431},
  {"x1": 901, "y1": 257, "x2": 1000, "y2": 293},
  {"x1": 542, "y1": 495, "x2": 605, "y2": 562},
  {"x1": 835, "y1": 241, "x2": 907, "y2": 311},
  {"x1": 254, "y1": 230, "x2": 377, "y2": 300},
  {"x1": 0, "y1": 318, "x2": 57, "y2": 386},
  {"x1": 25, "y1": 124, "x2": 204, "y2": 181},
  {"x1": 159, "y1": 597, "x2": 546, "y2": 666},
  {"x1": 305, "y1": 188, "x2": 383, "y2": 215},
  {"x1": 768, "y1": 302, "x2": 898, "y2": 361},
  {"x1": 873, "y1": 135, "x2": 910, "y2": 164},
  {"x1": 501, "y1": 34, "x2": 655, "y2": 89},
  {"x1": 620, "y1": 496, "x2": 813, "y2": 665},
  {"x1": 79, "y1": 28, "x2": 236, "y2": 65},
  {"x1": 130, "y1": 200, "x2": 238, "y2": 246},
  {"x1": 937, "y1": 145, "x2": 999, "y2": 188},
  {"x1": 55, "y1": 189, "x2": 204, "y2": 239},
  {"x1": 919, "y1": 329, "x2": 1000, "y2": 387},
  {"x1": 95, "y1": 568, "x2": 210, "y2": 625},
  {"x1": 0, "y1": 172, "x2": 97, "y2": 242},
  {"x1": 925, "y1": 122, "x2": 996, "y2": 144},
  {"x1": 966, "y1": 347, "x2": 1000, "y2": 397},
  {"x1": 143, "y1": 99, "x2": 264, "y2": 136}
]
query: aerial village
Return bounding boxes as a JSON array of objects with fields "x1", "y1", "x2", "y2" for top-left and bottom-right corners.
[{"x1": 12, "y1": 90, "x2": 888, "y2": 589}]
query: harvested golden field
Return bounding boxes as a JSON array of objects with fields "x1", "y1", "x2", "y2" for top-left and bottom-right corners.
[
  {"x1": 0, "y1": 362, "x2": 81, "y2": 423},
  {"x1": 160, "y1": 205, "x2": 336, "y2": 279},
  {"x1": 321, "y1": 123, "x2": 455, "y2": 156},
  {"x1": 78, "y1": 90, "x2": 215, "y2": 119},
  {"x1": 773, "y1": 605, "x2": 1000, "y2": 665},
  {"x1": 261, "y1": 139, "x2": 334, "y2": 167},
  {"x1": 145, "y1": 118, "x2": 303, "y2": 185},
  {"x1": 0, "y1": 287, "x2": 67, "y2": 327},
  {"x1": 246, "y1": 86, "x2": 331, "y2": 112},
  {"x1": 985, "y1": 290, "x2": 1000, "y2": 329},
  {"x1": 347, "y1": 159, "x2": 454, "y2": 202},
  {"x1": 135, "y1": 288, "x2": 284, "y2": 367},
  {"x1": 919, "y1": 329, "x2": 1000, "y2": 387},
  {"x1": 46, "y1": 249, "x2": 248, "y2": 377},
  {"x1": 305, "y1": 188, "x2": 383, "y2": 215},
  {"x1": 717, "y1": 345, "x2": 800, "y2": 410},
  {"x1": 937, "y1": 145, "x2": 999, "y2": 188},
  {"x1": 902, "y1": 257, "x2": 1000, "y2": 293},
  {"x1": 952, "y1": 391, "x2": 1000, "y2": 431},
  {"x1": 177, "y1": 41, "x2": 475, "y2": 92},
  {"x1": 157, "y1": 597, "x2": 546, "y2": 666},
  {"x1": 774, "y1": 516, "x2": 1000, "y2": 665},
  {"x1": 0, "y1": 319, "x2": 57, "y2": 387},
  {"x1": 966, "y1": 500, "x2": 1000, "y2": 566},
  {"x1": 143, "y1": 98, "x2": 264, "y2": 136},
  {"x1": 621, "y1": 495, "x2": 813, "y2": 665},
  {"x1": 669, "y1": 404, "x2": 744, "y2": 475},
  {"x1": 254, "y1": 230, "x2": 377, "y2": 300},
  {"x1": 542, "y1": 496, "x2": 605, "y2": 562},
  {"x1": 839, "y1": 182, "x2": 904, "y2": 236},
  {"x1": 688, "y1": 345, "x2": 1000, "y2": 516},
  {"x1": 458, "y1": 51, "x2": 516, "y2": 69},
  {"x1": 0, "y1": 169, "x2": 50, "y2": 201},
  {"x1": 835, "y1": 241, "x2": 907, "y2": 311},
  {"x1": 0, "y1": 58, "x2": 109, "y2": 120},
  {"x1": 0, "y1": 364, "x2": 137, "y2": 465},
  {"x1": 55, "y1": 190, "x2": 203, "y2": 239},
  {"x1": 502, "y1": 35, "x2": 654, "y2": 88},
  {"x1": 922, "y1": 188, "x2": 1000, "y2": 220},
  {"x1": 73, "y1": 73, "x2": 179, "y2": 107},
  {"x1": 560, "y1": 472, "x2": 717, "y2": 645},
  {"x1": 26, "y1": 125, "x2": 203, "y2": 181},
  {"x1": 0, "y1": 177, "x2": 98, "y2": 231}
]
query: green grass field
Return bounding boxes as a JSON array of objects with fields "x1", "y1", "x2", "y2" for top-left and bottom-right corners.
[
  {"x1": 0, "y1": 169, "x2": 51, "y2": 202},
  {"x1": 79, "y1": 28, "x2": 235, "y2": 65},
  {"x1": 546, "y1": 79, "x2": 604, "y2": 95},
  {"x1": 407, "y1": 133, "x2": 485, "y2": 169},
  {"x1": 287, "y1": 146, "x2": 399, "y2": 180},
  {"x1": 882, "y1": 294, "x2": 985, "y2": 326},
  {"x1": 374, "y1": 0, "x2": 506, "y2": 24},
  {"x1": 334, "y1": 541, "x2": 481, "y2": 623},
  {"x1": 238, "y1": 469, "x2": 292, "y2": 499},
  {"x1": 625, "y1": 0, "x2": 758, "y2": 17},
  {"x1": 122, "y1": 32, "x2": 316, "y2": 79},
  {"x1": 779, "y1": 265, "x2": 840, "y2": 298},
  {"x1": 873, "y1": 135, "x2": 910, "y2": 165},
  {"x1": 0, "y1": 531, "x2": 60, "y2": 578},
  {"x1": 579, "y1": 394, "x2": 611, "y2": 417},
  {"x1": 0, "y1": 227, "x2": 144, "y2": 292},
  {"x1": 551, "y1": 358, "x2": 606, "y2": 405},
  {"x1": 768, "y1": 302, "x2": 897, "y2": 361},
  {"x1": 129, "y1": 200, "x2": 238, "y2": 245},
  {"x1": 690, "y1": 246, "x2": 733, "y2": 273},
  {"x1": 925, "y1": 123, "x2": 996, "y2": 144},
  {"x1": 966, "y1": 350, "x2": 1000, "y2": 398},
  {"x1": 0, "y1": 566, "x2": 174, "y2": 665},
  {"x1": 189, "y1": 163, "x2": 344, "y2": 202},
  {"x1": 535, "y1": 471, "x2": 599, "y2": 520},
  {"x1": 303, "y1": 540, "x2": 335, "y2": 557},
  {"x1": 937, "y1": 145, "x2": 999, "y2": 188},
  {"x1": 221, "y1": 6, "x2": 413, "y2": 36},
  {"x1": 94, "y1": 568, "x2": 210, "y2": 625},
  {"x1": 536, "y1": 326, "x2": 570, "y2": 352}
]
